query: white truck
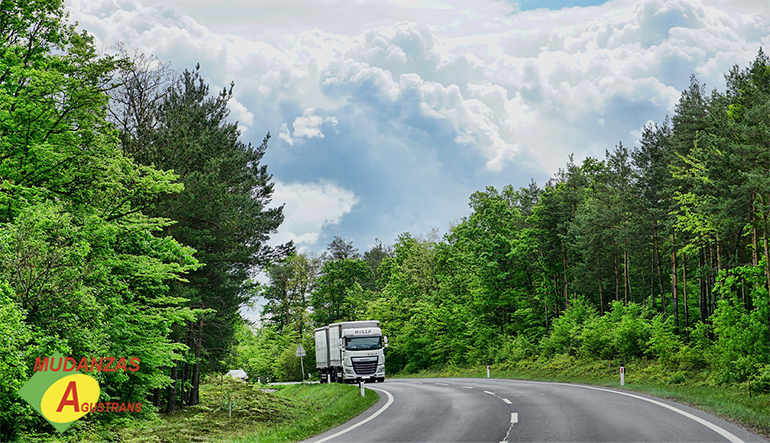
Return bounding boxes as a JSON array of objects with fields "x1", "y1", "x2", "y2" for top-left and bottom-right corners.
[{"x1": 315, "y1": 320, "x2": 387, "y2": 383}]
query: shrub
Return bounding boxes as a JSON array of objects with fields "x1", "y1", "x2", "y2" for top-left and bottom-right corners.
[
  {"x1": 750, "y1": 365, "x2": 770, "y2": 394},
  {"x1": 591, "y1": 302, "x2": 651, "y2": 362},
  {"x1": 646, "y1": 315, "x2": 679, "y2": 363},
  {"x1": 711, "y1": 290, "x2": 770, "y2": 383},
  {"x1": 541, "y1": 298, "x2": 596, "y2": 357},
  {"x1": 580, "y1": 314, "x2": 615, "y2": 360}
]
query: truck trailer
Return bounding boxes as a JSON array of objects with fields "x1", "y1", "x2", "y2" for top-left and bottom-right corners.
[{"x1": 314, "y1": 320, "x2": 387, "y2": 383}]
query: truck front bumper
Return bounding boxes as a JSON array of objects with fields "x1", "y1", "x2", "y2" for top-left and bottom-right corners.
[{"x1": 343, "y1": 365, "x2": 385, "y2": 381}]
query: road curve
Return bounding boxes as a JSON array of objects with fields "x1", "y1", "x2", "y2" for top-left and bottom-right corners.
[{"x1": 302, "y1": 378, "x2": 767, "y2": 443}]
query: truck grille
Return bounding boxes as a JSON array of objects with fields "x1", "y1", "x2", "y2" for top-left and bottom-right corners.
[{"x1": 352, "y1": 359, "x2": 377, "y2": 375}]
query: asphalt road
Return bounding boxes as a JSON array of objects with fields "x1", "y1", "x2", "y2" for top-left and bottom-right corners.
[{"x1": 302, "y1": 378, "x2": 767, "y2": 443}]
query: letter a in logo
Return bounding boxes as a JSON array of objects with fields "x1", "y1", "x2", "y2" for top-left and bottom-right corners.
[{"x1": 56, "y1": 381, "x2": 80, "y2": 412}]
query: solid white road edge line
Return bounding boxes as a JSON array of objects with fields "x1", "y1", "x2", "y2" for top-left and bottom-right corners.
[
  {"x1": 558, "y1": 383, "x2": 745, "y2": 443},
  {"x1": 312, "y1": 386, "x2": 395, "y2": 443}
]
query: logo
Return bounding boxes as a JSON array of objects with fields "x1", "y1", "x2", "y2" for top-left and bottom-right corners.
[{"x1": 18, "y1": 351, "x2": 141, "y2": 433}]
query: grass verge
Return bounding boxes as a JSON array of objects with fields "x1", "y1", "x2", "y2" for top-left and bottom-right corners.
[
  {"x1": 85, "y1": 379, "x2": 378, "y2": 443},
  {"x1": 243, "y1": 383, "x2": 379, "y2": 443},
  {"x1": 398, "y1": 357, "x2": 770, "y2": 439}
]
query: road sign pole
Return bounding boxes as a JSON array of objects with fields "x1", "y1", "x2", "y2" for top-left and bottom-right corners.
[{"x1": 296, "y1": 343, "x2": 307, "y2": 383}]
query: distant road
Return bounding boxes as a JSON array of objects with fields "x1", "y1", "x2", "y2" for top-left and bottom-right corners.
[{"x1": 302, "y1": 378, "x2": 767, "y2": 443}]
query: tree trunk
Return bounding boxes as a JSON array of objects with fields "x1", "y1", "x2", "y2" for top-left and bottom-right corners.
[
  {"x1": 191, "y1": 317, "x2": 203, "y2": 406},
  {"x1": 761, "y1": 196, "x2": 770, "y2": 335},
  {"x1": 153, "y1": 387, "x2": 161, "y2": 409},
  {"x1": 598, "y1": 258, "x2": 604, "y2": 315},
  {"x1": 553, "y1": 274, "x2": 560, "y2": 313},
  {"x1": 191, "y1": 361, "x2": 200, "y2": 405},
  {"x1": 624, "y1": 249, "x2": 632, "y2": 304},
  {"x1": 752, "y1": 202, "x2": 760, "y2": 267},
  {"x1": 614, "y1": 255, "x2": 620, "y2": 302},
  {"x1": 653, "y1": 218, "x2": 665, "y2": 311},
  {"x1": 543, "y1": 283, "x2": 549, "y2": 330},
  {"x1": 671, "y1": 234, "x2": 679, "y2": 334},
  {"x1": 561, "y1": 242, "x2": 569, "y2": 308},
  {"x1": 683, "y1": 252, "x2": 688, "y2": 333},
  {"x1": 699, "y1": 249, "x2": 706, "y2": 323},
  {"x1": 752, "y1": 200, "x2": 761, "y2": 298},
  {"x1": 182, "y1": 362, "x2": 189, "y2": 406},
  {"x1": 716, "y1": 234, "x2": 723, "y2": 299},
  {"x1": 166, "y1": 361, "x2": 179, "y2": 413},
  {"x1": 709, "y1": 242, "x2": 716, "y2": 316}
]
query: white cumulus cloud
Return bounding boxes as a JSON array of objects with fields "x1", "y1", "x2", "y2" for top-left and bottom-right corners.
[
  {"x1": 279, "y1": 108, "x2": 339, "y2": 145},
  {"x1": 270, "y1": 181, "x2": 359, "y2": 249}
]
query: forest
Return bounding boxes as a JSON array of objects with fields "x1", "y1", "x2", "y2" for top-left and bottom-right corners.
[
  {"x1": 0, "y1": 0, "x2": 292, "y2": 438},
  {"x1": 251, "y1": 50, "x2": 770, "y2": 392},
  {"x1": 1, "y1": 0, "x2": 769, "y2": 440}
]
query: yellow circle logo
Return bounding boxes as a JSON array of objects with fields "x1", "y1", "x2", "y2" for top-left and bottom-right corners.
[{"x1": 40, "y1": 374, "x2": 101, "y2": 423}]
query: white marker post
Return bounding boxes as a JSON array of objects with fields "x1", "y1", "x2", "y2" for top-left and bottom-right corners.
[
  {"x1": 296, "y1": 343, "x2": 306, "y2": 383},
  {"x1": 487, "y1": 365, "x2": 490, "y2": 378},
  {"x1": 620, "y1": 365, "x2": 625, "y2": 386},
  {"x1": 360, "y1": 380, "x2": 365, "y2": 397}
]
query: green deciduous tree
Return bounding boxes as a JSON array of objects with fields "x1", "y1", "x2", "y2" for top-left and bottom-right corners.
[
  {"x1": 311, "y1": 258, "x2": 373, "y2": 326},
  {"x1": 261, "y1": 253, "x2": 320, "y2": 335},
  {"x1": 0, "y1": 0, "x2": 200, "y2": 437}
]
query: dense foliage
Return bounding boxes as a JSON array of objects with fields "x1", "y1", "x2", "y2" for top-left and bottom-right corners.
[
  {"x1": 0, "y1": 0, "x2": 286, "y2": 439},
  {"x1": 252, "y1": 50, "x2": 770, "y2": 392}
]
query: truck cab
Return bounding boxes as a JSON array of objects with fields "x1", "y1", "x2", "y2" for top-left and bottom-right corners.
[
  {"x1": 339, "y1": 327, "x2": 387, "y2": 383},
  {"x1": 316, "y1": 320, "x2": 387, "y2": 384}
]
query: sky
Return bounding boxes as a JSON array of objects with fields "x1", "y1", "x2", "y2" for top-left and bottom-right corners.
[{"x1": 67, "y1": 0, "x2": 769, "y2": 319}]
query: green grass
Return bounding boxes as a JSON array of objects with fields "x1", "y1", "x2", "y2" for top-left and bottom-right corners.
[
  {"x1": 80, "y1": 379, "x2": 378, "y2": 443},
  {"x1": 397, "y1": 357, "x2": 770, "y2": 439},
  {"x1": 243, "y1": 383, "x2": 378, "y2": 443}
]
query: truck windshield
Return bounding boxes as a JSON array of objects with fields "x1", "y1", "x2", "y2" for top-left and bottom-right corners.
[{"x1": 345, "y1": 337, "x2": 382, "y2": 350}]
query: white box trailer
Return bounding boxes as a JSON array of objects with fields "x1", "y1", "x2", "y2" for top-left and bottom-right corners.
[{"x1": 314, "y1": 320, "x2": 387, "y2": 383}]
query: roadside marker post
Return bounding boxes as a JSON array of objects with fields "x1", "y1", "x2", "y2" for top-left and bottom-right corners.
[
  {"x1": 296, "y1": 344, "x2": 306, "y2": 383},
  {"x1": 487, "y1": 365, "x2": 490, "y2": 378},
  {"x1": 360, "y1": 380, "x2": 365, "y2": 397},
  {"x1": 620, "y1": 365, "x2": 625, "y2": 386}
]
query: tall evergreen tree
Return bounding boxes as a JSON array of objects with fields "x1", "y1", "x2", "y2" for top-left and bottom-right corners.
[{"x1": 110, "y1": 62, "x2": 292, "y2": 409}]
